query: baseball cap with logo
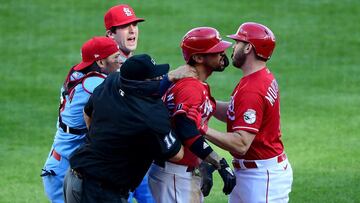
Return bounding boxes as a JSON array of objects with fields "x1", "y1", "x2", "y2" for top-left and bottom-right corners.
[
  {"x1": 120, "y1": 54, "x2": 169, "y2": 81},
  {"x1": 74, "y1": 37, "x2": 119, "y2": 71},
  {"x1": 104, "y1": 4, "x2": 145, "y2": 30}
]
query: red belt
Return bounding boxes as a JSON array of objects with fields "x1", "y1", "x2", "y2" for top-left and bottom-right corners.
[
  {"x1": 52, "y1": 149, "x2": 61, "y2": 161},
  {"x1": 232, "y1": 153, "x2": 287, "y2": 169}
]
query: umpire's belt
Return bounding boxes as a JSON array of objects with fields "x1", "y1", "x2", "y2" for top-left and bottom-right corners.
[
  {"x1": 59, "y1": 121, "x2": 87, "y2": 135},
  {"x1": 232, "y1": 153, "x2": 287, "y2": 169},
  {"x1": 154, "y1": 160, "x2": 196, "y2": 173}
]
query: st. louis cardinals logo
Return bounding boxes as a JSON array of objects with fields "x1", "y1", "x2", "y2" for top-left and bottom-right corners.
[{"x1": 123, "y1": 7, "x2": 133, "y2": 16}]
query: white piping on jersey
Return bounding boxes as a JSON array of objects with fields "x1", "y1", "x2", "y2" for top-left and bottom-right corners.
[{"x1": 233, "y1": 126, "x2": 259, "y2": 132}]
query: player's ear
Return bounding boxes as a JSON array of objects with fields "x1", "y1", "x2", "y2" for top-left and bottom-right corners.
[
  {"x1": 96, "y1": 59, "x2": 106, "y2": 69},
  {"x1": 192, "y1": 54, "x2": 204, "y2": 64},
  {"x1": 244, "y1": 43, "x2": 252, "y2": 54},
  {"x1": 106, "y1": 30, "x2": 113, "y2": 38}
]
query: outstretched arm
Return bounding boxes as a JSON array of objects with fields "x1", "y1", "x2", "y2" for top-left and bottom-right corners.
[
  {"x1": 213, "y1": 101, "x2": 229, "y2": 122},
  {"x1": 159, "y1": 65, "x2": 198, "y2": 96},
  {"x1": 83, "y1": 95, "x2": 94, "y2": 129},
  {"x1": 83, "y1": 109, "x2": 92, "y2": 129},
  {"x1": 205, "y1": 127, "x2": 255, "y2": 156},
  {"x1": 167, "y1": 64, "x2": 198, "y2": 82}
]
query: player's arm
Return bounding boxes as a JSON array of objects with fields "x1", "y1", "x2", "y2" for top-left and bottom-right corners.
[
  {"x1": 213, "y1": 100, "x2": 229, "y2": 123},
  {"x1": 169, "y1": 145, "x2": 184, "y2": 162},
  {"x1": 82, "y1": 76, "x2": 104, "y2": 129},
  {"x1": 174, "y1": 114, "x2": 236, "y2": 195},
  {"x1": 204, "y1": 128, "x2": 255, "y2": 156},
  {"x1": 83, "y1": 95, "x2": 94, "y2": 129},
  {"x1": 83, "y1": 109, "x2": 91, "y2": 129},
  {"x1": 159, "y1": 65, "x2": 198, "y2": 95},
  {"x1": 174, "y1": 114, "x2": 222, "y2": 168},
  {"x1": 167, "y1": 64, "x2": 198, "y2": 82},
  {"x1": 154, "y1": 129, "x2": 184, "y2": 162}
]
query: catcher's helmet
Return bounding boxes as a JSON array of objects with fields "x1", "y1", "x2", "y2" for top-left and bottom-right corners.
[
  {"x1": 181, "y1": 27, "x2": 232, "y2": 63},
  {"x1": 227, "y1": 22, "x2": 275, "y2": 60}
]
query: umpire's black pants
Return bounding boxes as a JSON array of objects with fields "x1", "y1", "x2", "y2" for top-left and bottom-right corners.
[{"x1": 63, "y1": 169, "x2": 128, "y2": 203}]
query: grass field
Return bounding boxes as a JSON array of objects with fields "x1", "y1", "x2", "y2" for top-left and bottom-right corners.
[{"x1": 1, "y1": 0, "x2": 359, "y2": 202}]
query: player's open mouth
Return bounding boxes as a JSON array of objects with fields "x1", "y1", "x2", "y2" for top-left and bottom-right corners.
[{"x1": 127, "y1": 37, "x2": 136, "y2": 44}]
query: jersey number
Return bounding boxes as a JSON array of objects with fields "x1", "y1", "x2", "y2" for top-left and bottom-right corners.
[{"x1": 164, "y1": 132, "x2": 176, "y2": 149}]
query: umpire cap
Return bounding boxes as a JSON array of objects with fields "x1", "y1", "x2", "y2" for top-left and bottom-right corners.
[{"x1": 120, "y1": 54, "x2": 169, "y2": 81}]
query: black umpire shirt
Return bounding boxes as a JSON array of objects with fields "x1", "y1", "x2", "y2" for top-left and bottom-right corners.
[{"x1": 69, "y1": 72, "x2": 181, "y2": 192}]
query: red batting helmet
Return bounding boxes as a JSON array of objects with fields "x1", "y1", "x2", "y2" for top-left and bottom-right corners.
[
  {"x1": 181, "y1": 27, "x2": 232, "y2": 63},
  {"x1": 227, "y1": 22, "x2": 275, "y2": 60}
]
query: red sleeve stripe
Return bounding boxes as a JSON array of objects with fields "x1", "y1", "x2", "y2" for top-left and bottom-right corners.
[{"x1": 233, "y1": 126, "x2": 259, "y2": 132}]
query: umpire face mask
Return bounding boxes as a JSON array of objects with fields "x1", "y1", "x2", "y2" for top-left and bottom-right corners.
[{"x1": 120, "y1": 76, "x2": 162, "y2": 98}]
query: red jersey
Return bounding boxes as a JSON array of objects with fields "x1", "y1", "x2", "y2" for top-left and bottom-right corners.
[
  {"x1": 163, "y1": 78, "x2": 216, "y2": 167},
  {"x1": 227, "y1": 68, "x2": 284, "y2": 160}
]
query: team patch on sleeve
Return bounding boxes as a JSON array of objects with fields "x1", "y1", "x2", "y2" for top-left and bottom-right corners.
[{"x1": 243, "y1": 109, "x2": 256, "y2": 124}]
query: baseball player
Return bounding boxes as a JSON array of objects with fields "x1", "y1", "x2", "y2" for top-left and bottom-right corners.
[
  {"x1": 41, "y1": 37, "x2": 122, "y2": 203},
  {"x1": 103, "y1": 5, "x2": 197, "y2": 203},
  {"x1": 63, "y1": 54, "x2": 185, "y2": 203},
  {"x1": 203, "y1": 22, "x2": 293, "y2": 203},
  {"x1": 148, "y1": 27, "x2": 236, "y2": 203}
]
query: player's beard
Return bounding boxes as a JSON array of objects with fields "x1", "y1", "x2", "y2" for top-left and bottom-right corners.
[
  {"x1": 232, "y1": 47, "x2": 246, "y2": 68},
  {"x1": 208, "y1": 54, "x2": 230, "y2": 72}
]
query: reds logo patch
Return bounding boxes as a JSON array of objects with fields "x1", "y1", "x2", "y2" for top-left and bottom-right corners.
[{"x1": 243, "y1": 109, "x2": 256, "y2": 124}]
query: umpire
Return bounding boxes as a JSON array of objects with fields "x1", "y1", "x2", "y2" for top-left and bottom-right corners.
[{"x1": 63, "y1": 54, "x2": 184, "y2": 203}]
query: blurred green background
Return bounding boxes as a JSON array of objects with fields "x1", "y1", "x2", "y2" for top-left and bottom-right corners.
[{"x1": 0, "y1": 0, "x2": 359, "y2": 202}]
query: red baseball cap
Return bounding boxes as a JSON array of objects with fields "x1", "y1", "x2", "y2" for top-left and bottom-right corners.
[
  {"x1": 104, "y1": 4, "x2": 145, "y2": 30},
  {"x1": 74, "y1": 37, "x2": 119, "y2": 71}
]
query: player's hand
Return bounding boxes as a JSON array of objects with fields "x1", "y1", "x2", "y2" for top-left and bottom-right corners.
[
  {"x1": 168, "y1": 64, "x2": 198, "y2": 82},
  {"x1": 217, "y1": 158, "x2": 236, "y2": 195},
  {"x1": 199, "y1": 162, "x2": 215, "y2": 197}
]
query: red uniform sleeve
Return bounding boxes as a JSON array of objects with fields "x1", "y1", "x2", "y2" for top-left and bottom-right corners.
[
  {"x1": 171, "y1": 83, "x2": 204, "y2": 128},
  {"x1": 231, "y1": 91, "x2": 264, "y2": 134}
]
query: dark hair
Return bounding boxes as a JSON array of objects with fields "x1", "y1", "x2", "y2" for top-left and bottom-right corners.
[
  {"x1": 110, "y1": 26, "x2": 117, "y2": 34},
  {"x1": 187, "y1": 57, "x2": 196, "y2": 66},
  {"x1": 110, "y1": 22, "x2": 138, "y2": 34}
]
